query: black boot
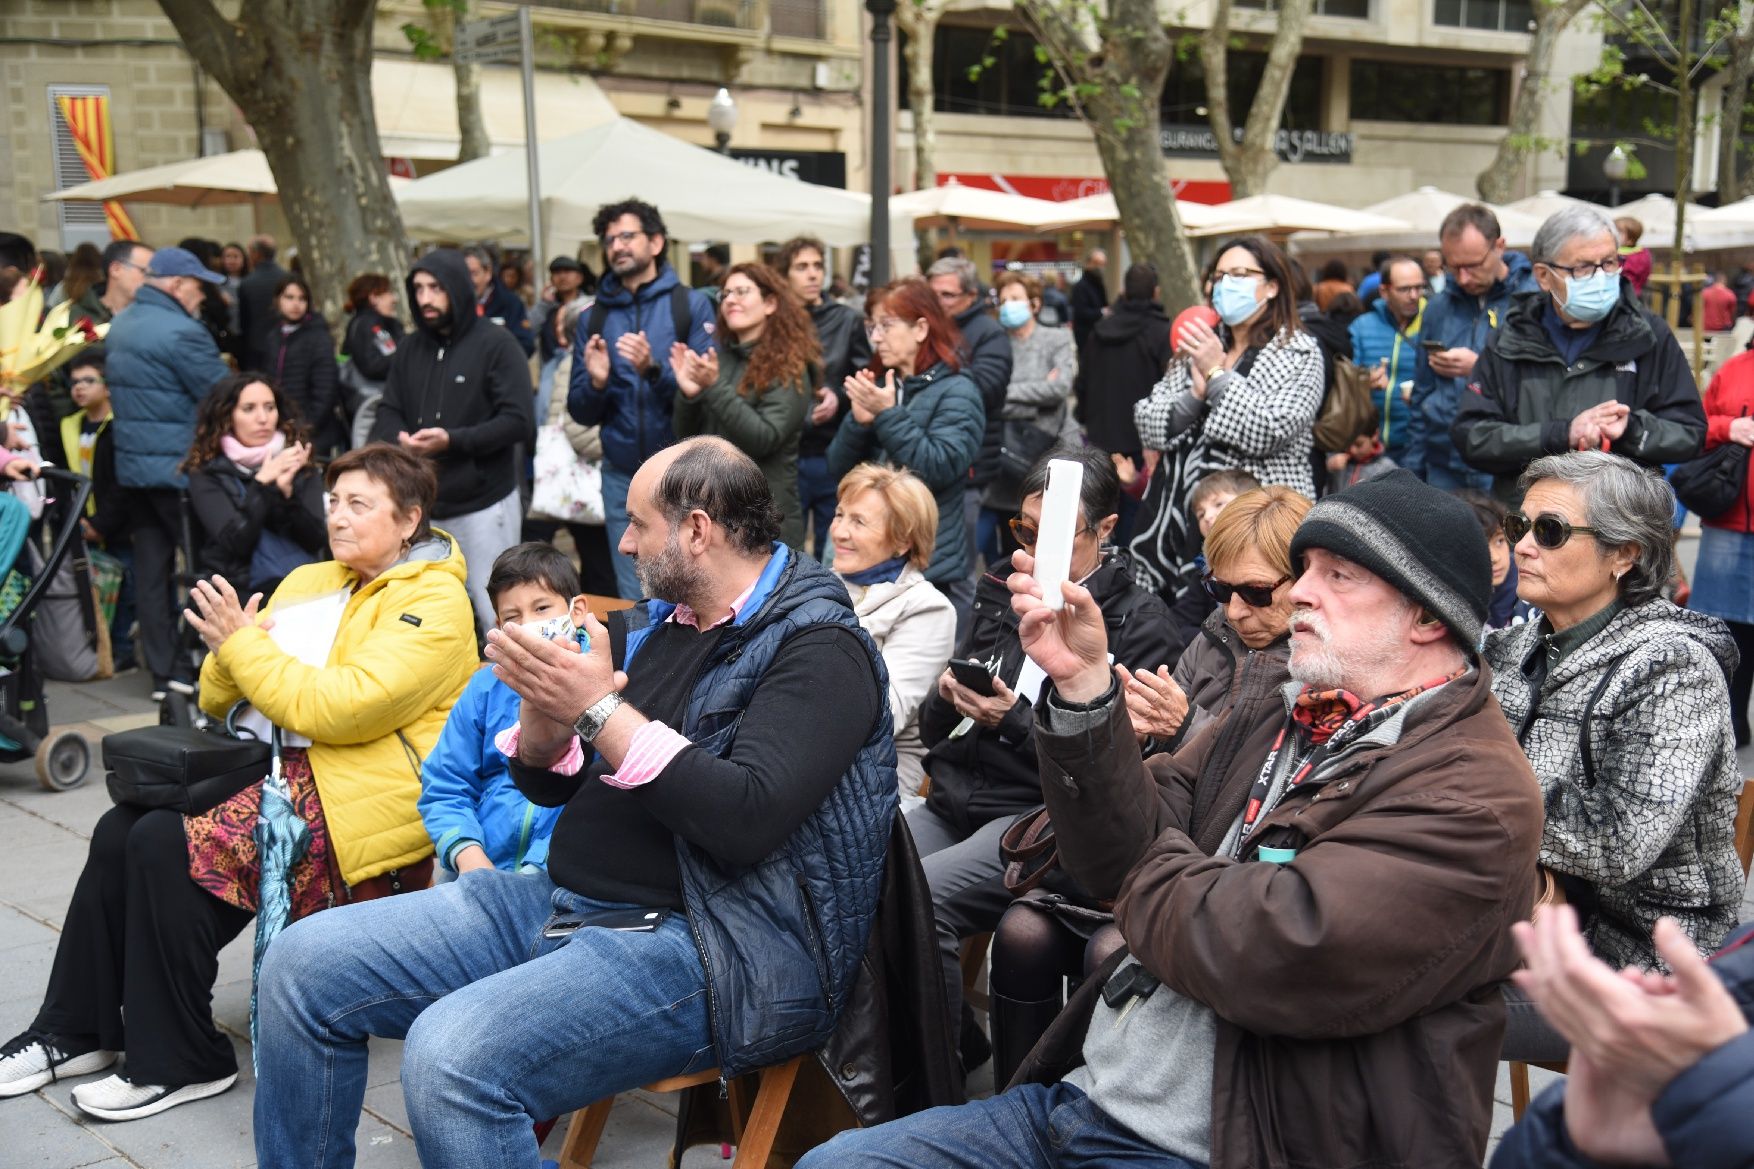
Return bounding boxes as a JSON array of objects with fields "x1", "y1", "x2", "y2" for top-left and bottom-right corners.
[
  {"x1": 990, "y1": 991, "x2": 1065, "y2": 1091},
  {"x1": 958, "y1": 1001, "x2": 991, "y2": 1075}
]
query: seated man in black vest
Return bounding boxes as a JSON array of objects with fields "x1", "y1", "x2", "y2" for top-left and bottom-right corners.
[{"x1": 250, "y1": 436, "x2": 895, "y2": 1169}]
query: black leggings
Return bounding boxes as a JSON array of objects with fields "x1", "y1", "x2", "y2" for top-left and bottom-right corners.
[
  {"x1": 1725, "y1": 620, "x2": 1754, "y2": 744},
  {"x1": 33, "y1": 805, "x2": 255, "y2": 1086},
  {"x1": 988, "y1": 899, "x2": 1125, "y2": 1087}
]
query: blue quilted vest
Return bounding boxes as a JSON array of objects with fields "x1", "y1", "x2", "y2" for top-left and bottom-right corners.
[{"x1": 621, "y1": 544, "x2": 898, "y2": 1078}]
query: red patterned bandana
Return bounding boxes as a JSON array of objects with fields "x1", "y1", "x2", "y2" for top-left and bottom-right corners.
[{"x1": 1292, "y1": 666, "x2": 1469, "y2": 744}]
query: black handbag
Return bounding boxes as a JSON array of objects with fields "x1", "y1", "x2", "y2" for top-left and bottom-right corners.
[
  {"x1": 103, "y1": 702, "x2": 271, "y2": 816},
  {"x1": 998, "y1": 418, "x2": 1061, "y2": 481},
  {"x1": 1670, "y1": 439, "x2": 1750, "y2": 519}
]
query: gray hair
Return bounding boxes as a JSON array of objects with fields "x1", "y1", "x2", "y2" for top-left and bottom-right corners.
[
  {"x1": 461, "y1": 244, "x2": 497, "y2": 271},
  {"x1": 1519, "y1": 450, "x2": 1675, "y2": 606},
  {"x1": 1531, "y1": 206, "x2": 1618, "y2": 266},
  {"x1": 926, "y1": 256, "x2": 980, "y2": 294}
]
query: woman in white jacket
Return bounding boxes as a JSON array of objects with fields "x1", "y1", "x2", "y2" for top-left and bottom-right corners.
[{"x1": 831, "y1": 464, "x2": 956, "y2": 805}]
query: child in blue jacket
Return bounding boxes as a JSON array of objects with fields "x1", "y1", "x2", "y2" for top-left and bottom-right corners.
[{"x1": 419, "y1": 543, "x2": 584, "y2": 876}]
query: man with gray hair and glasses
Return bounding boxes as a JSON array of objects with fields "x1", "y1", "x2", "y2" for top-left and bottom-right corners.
[{"x1": 1451, "y1": 204, "x2": 1704, "y2": 502}]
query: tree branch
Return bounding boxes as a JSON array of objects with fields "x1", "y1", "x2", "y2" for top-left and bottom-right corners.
[{"x1": 155, "y1": 0, "x2": 252, "y2": 94}]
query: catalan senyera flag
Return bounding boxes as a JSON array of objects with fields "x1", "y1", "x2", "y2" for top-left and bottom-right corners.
[{"x1": 55, "y1": 94, "x2": 139, "y2": 241}]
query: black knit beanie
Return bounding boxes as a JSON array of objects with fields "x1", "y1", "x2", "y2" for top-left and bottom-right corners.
[{"x1": 1288, "y1": 469, "x2": 1492, "y2": 651}]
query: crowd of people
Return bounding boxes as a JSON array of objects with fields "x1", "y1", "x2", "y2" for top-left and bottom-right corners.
[{"x1": 0, "y1": 191, "x2": 1750, "y2": 1169}]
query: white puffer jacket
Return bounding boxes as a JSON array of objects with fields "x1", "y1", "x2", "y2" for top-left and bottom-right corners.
[{"x1": 841, "y1": 564, "x2": 956, "y2": 799}]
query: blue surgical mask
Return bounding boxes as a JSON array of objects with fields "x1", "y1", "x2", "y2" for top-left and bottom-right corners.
[
  {"x1": 1559, "y1": 270, "x2": 1619, "y2": 323},
  {"x1": 998, "y1": 300, "x2": 1033, "y2": 330},
  {"x1": 1212, "y1": 275, "x2": 1262, "y2": 327}
]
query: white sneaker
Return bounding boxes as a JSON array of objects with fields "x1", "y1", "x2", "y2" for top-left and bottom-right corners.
[
  {"x1": 0, "y1": 1030, "x2": 117, "y2": 1098},
  {"x1": 71, "y1": 1071, "x2": 237, "y2": 1121}
]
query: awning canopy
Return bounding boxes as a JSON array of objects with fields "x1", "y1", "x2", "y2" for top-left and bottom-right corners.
[
  {"x1": 1290, "y1": 186, "x2": 1546, "y2": 252},
  {"x1": 395, "y1": 116, "x2": 905, "y2": 255},
  {"x1": 371, "y1": 57, "x2": 619, "y2": 160},
  {"x1": 1034, "y1": 191, "x2": 1225, "y2": 233},
  {"x1": 1190, "y1": 194, "x2": 1409, "y2": 238},
  {"x1": 42, "y1": 148, "x2": 410, "y2": 207},
  {"x1": 887, "y1": 182, "x2": 1069, "y2": 232}
]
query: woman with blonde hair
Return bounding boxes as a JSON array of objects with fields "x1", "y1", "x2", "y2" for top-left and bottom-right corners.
[
  {"x1": 831, "y1": 463, "x2": 956, "y2": 802},
  {"x1": 671, "y1": 261, "x2": 820, "y2": 548}
]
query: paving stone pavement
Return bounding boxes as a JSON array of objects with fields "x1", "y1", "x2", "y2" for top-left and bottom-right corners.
[{"x1": 4, "y1": 568, "x2": 1750, "y2": 1169}]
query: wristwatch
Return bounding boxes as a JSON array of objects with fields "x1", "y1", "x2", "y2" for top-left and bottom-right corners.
[{"x1": 572, "y1": 691, "x2": 623, "y2": 745}]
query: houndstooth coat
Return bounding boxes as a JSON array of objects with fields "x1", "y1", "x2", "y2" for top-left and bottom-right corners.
[
  {"x1": 1485, "y1": 600, "x2": 1748, "y2": 970},
  {"x1": 1125, "y1": 329, "x2": 1325, "y2": 593}
]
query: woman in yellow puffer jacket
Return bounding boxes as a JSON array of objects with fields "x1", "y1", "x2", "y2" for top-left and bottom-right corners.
[{"x1": 0, "y1": 443, "x2": 476, "y2": 1124}]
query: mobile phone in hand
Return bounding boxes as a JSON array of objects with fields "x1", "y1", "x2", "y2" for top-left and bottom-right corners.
[{"x1": 947, "y1": 657, "x2": 997, "y2": 697}]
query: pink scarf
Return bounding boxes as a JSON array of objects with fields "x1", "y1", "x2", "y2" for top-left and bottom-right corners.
[{"x1": 221, "y1": 430, "x2": 286, "y2": 469}]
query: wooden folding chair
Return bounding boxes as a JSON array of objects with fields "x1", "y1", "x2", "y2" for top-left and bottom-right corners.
[{"x1": 557, "y1": 1054, "x2": 804, "y2": 1169}]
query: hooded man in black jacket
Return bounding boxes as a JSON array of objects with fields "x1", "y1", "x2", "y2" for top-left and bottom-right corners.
[
  {"x1": 370, "y1": 248, "x2": 535, "y2": 632},
  {"x1": 1453, "y1": 205, "x2": 1706, "y2": 501},
  {"x1": 1075, "y1": 262, "x2": 1173, "y2": 462}
]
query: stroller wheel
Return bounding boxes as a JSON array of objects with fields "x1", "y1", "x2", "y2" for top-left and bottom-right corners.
[{"x1": 35, "y1": 730, "x2": 91, "y2": 791}]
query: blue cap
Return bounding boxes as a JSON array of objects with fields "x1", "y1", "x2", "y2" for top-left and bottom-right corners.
[{"x1": 147, "y1": 246, "x2": 224, "y2": 284}]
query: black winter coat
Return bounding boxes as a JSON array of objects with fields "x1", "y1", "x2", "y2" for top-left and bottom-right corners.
[
  {"x1": 1454, "y1": 286, "x2": 1706, "y2": 500},
  {"x1": 251, "y1": 314, "x2": 341, "y2": 450},
  {"x1": 800, "y1": 297, "x2": 873, "y2": 460},
  {"x1": 186, "y1": 456, "x2": 327, "y2": 594},
  {"x1": 1070, "y1": 267, "x2": 1109, "y2": 353},
  {"x1": 1076, "y1": 298, "x2": 1173, "y2": 456},
  {"x1": 918, "y1": 550, "x2": 1179, "y2": 836},
  {"x1": 955, "y1": 303, "x2": 1015, "y2": 488},
  {"x1": 341, "y1": 308, "x2": 404, "y2": 384},
  {"x1": 237, "y1": 261, "x2": 287, "y2": 348},
  {"x1": 368, "y1": 250, "x2": 535, "y2": 519}
]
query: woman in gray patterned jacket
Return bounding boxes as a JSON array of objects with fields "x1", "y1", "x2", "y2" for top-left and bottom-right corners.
[
  {"x1": 1126, "y1": 236, "x2": 1324, "y2": 594},
  {"x1": 1485, "y1": 450, "x2": 1745, "y2": 974}
]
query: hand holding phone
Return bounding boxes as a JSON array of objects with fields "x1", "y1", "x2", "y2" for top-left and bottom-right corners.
[
  {"x1": 947, "y1": 657, "x2": 997, "y2": 697},
  {"x1": 1032, "y1": 458, "x2": 1085, "y2": 612}
]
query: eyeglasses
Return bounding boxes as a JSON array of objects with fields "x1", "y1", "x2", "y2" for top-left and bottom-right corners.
[
  {"x1": 1214, "y1": 267, "x2": 1266, "y2": 280},
  {"x1": 603, "y1": 230, "x2": 646, "y2": 247},
  {"x1": 1541, "y1": 256, "x2": 1624, "y2": 281},
  {"x1": 1503, "y1": 511, "x2": 1598, "y2": 549},
  {"x1": 1201, "y1": 572, "x2": 1290, "y2": 608},
  {"x1": 866, "y1": 316, "x2": 912, "y2": 339},
  {"x1": 1389, "y1": 283, "x2": 1430, "y2": 294},
  {"x1": 1008, "y1": 516, "x2": 1096, "y2": 549},
  {"x1": 720, "y1": 285, "x2": 764, "y2": 302},
  {"x1": 1445, "y1": 248, "x2": 1500, "y2": 275}
]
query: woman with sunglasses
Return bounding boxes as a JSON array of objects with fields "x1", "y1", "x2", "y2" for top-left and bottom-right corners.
[
  {"x1": 827, "y1": 277, "x2": 985, "y2": 629},
  {"x1": 909, "y1": 445, "x2": 1178, "y2": 1078},
  {"x1": 1128, "y1": 235, "x2": 1325, "y2": 596},
  {"x1": 985, "y1": 484, "x2": 1308, "y2": 1088},
  {"x1": 1484, "y1": 450, "x2": 1744, "y2": 985}
]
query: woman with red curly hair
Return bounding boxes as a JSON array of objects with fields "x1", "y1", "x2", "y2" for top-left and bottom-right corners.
[
  {"x1": 827, "y1": 277, "x2": 986, "y2": 627},
  {"x1": 669, "y1": 261, "x2": 821, "y2": 548}
]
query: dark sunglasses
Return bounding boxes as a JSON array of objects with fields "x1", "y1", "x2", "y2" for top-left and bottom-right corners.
[
  {"x1": 1503, "y1": 511, "x2": 1598, "y2": 549},
  {"x1": 1008, "y1": 516, "x2": 1096, "y2": 549},
  {"x1": 1201, "y1": 572, "x2": 1289, "y2": 608}
]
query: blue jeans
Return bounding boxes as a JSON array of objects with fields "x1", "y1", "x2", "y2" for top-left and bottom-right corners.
[
  {"x1": 797, "y1": 454, "x2": 838, "y2": 562},
  {"x1": 600, "y1": 462, "x2": 640, "y2": 600},
  {"x1": 798, "y1": 1081, "x2": 1207, "y2": 1168},
  {"x1": 252, "y1": 870, "x2": 712, "y2": 1169}
]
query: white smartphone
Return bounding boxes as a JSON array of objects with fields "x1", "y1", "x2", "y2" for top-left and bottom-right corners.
[{"x1": 1032, "y1": 458, "x2": 1085, "y2": 612}]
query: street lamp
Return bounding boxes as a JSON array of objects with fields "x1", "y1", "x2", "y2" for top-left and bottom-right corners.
[
  {"x1": 867, "y1": 0, "x2": 896, "y2": 287},
  {"x1": 708, "y1": 87, "x2": 738, "y2": 154},
  {"x1": 1603, "y1": 145, "x2": 1630, "y2": 208}
]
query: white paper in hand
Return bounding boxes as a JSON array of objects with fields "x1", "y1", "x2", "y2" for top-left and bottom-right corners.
[
  {"x1": 1032, "y1": 458, "x2": 1084, "y2": 612},
  {"x1": 233, "y1": 587, "x2": 350, "y2": 749}
]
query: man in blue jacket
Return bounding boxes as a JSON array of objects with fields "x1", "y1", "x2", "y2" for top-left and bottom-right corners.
[
  {"x1": 1406, "y1": 203, "x2": 1536, "y2": 489},
  {"x1": 568, "y1": 199, "x2": 716, "y2": 599},
  {"x1": 1491, "y1": 906, "x2": 1752, "y2": 1169},
  {"x1": 1348, "y1": 254, "x2": 1426, "y2": 464},
  {"x1": 250, "y1": 438, "x2": 894, "y2": 1168},
  {"x1": 106, "y1": 246, "x2": 231, "y2": 698}
]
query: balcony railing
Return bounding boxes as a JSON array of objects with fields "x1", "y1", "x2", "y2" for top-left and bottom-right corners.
[{"x1": 540, "y1": 0, "x2": 826, "y2": 36}]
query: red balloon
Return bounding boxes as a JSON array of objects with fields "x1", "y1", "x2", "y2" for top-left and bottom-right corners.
[{"x1": 1171, "y1": 305, "x2": 1220, "y2": 350}]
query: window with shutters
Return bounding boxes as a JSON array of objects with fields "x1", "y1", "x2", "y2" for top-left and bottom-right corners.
[{"x1": 48, "y1": 84, "x2": 113, "y2": 251}]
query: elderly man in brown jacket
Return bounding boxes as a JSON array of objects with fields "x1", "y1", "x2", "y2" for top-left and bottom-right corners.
[{"x1": 800, "y1": 468, "x2": 1543, "y2": 1169}]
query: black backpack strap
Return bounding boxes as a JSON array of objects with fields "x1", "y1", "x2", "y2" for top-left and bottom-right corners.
[
  {"x1": 1578, "y1": 651, "x2": 1631, "y2": 788},
  {"x1": 670, "y1": 284, "x2": 693, "y2": 345},
  {"x1": 583, "y1": 300, "x2": 609, "y2": 343}
]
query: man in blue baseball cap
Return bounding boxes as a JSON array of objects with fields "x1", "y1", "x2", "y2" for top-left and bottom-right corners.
[{"x1": 107, "y1": 243, "x2": 231, "y2": 699}]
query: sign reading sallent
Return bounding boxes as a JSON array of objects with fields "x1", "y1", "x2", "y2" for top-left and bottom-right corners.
[{"x1": 1160, "y1": 125, "x2": 1354, "y2": 165}]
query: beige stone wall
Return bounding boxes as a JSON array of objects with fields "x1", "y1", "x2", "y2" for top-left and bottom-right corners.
[{"x1": 1, "y1": 0, "x2": 256, "y2": 250}]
